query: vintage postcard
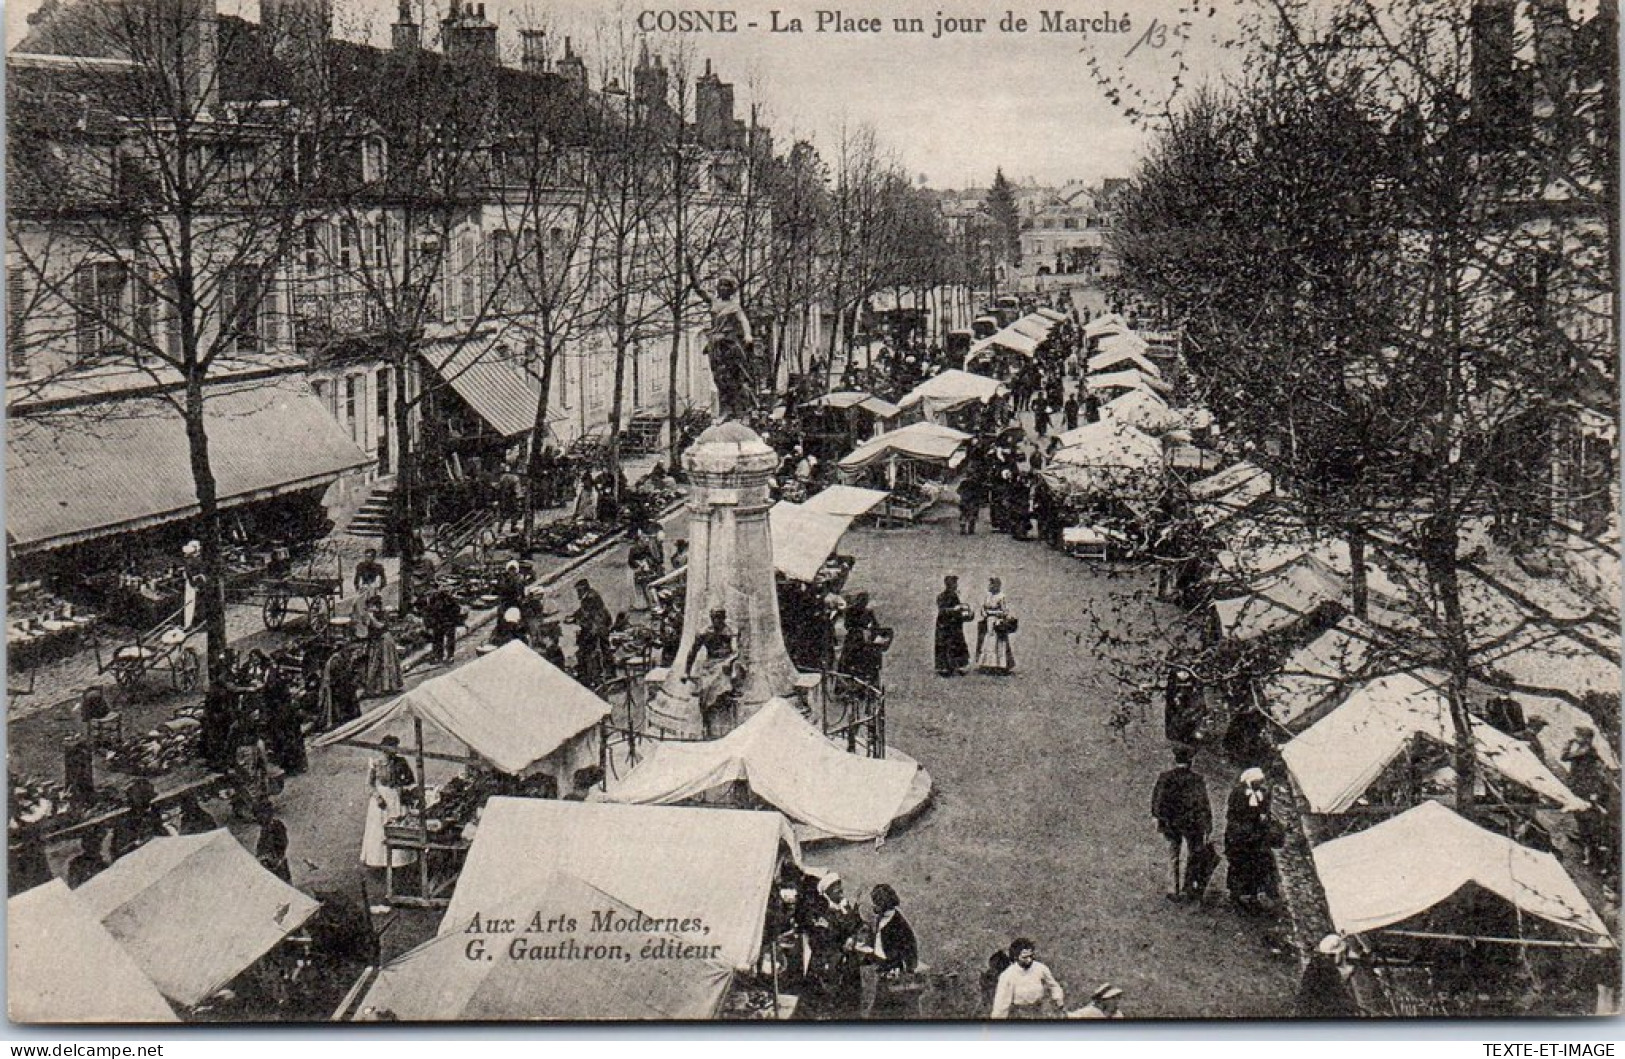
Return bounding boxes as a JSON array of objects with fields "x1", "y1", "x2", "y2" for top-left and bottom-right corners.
[{"x1": 3, "y1": 0, "x2": 1619, "y2": 1025}]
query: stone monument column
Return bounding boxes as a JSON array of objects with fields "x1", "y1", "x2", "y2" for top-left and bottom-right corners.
[{"x1": 646, "y1": 422, "x2": 799, "y2": 738}]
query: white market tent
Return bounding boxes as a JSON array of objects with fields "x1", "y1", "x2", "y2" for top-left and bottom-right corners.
[
  {"x1": 801, "y1": 484, "x2": 889, "y2": 519},
  {"x1": 8, "y1": 880, "x2": 178, "y2": 1023},
  {"x1": 768, "y1": 502, "x2": 854, "y2": 582},
  {"x1": 357, "y1": 870, "x2": 733, "y2": 1020},
  {"x1": 1259, "y1": 616, "x2": 1389, "y2": 730},
  {"x1": 896, "y1": 369, "x2": 1007, "y2": 422},
  {"x1": 316, "y1": 642, "x2": 608, "y2": 781},
  {"x1": 1087, "y1": 348, "x2": 1163, "y2": 377},
  {"x1": 1312, "y1": 800, "x2": 1612, "y2": 943},
  {"x1": 1084, "y1": 313, "x2": 1127, "y2": 338},
  {"x1": 1281, "y1": 671, "x2": 1585, "y2": 814},
  {"x1": 804, "y1": 391, "x2": 900, "y2": 419},
  {"x1": 1190, "y1": 461, "x2": 1275, "y2": 528},
  {"x1": 839, "y1": 422, "x2": 971, "y2": 474},
  {"x1": 74, "y1": 831, "x2": 320, "y2": 1009},
  {"x1": 1213, "y1": 553, "x2": 1347, "y2": 641},
  {"x1": 1086, "y1": 368, "x2": 1173, "y2": 397},
  {"x1": 1100, "y1": 388, "x2": 1185, "y2": 435},
  {"x1": 1036, "y1": 307, "x2": 1068, "y2": 322},
  {"x1": 1009, "y1": 314, "x2": 1054, "y2": 340},
  {"x1": 440, "y1": 798, "x2": 799, "y2": 972},
  {"x1": 1045, "y1": 420, "x2": 1166, "y2": 498},
  {"x1": 601, "y1": 700, "x2": 920, "y2": 843},
  {"x1": 1191, "y1": 461, "x2": 1272, "y2": 502},
  {"x1": 1097, "y1": 331, "x2": 1152, "y2": 359}
]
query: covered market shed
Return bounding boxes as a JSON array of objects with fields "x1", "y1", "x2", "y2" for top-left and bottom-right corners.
[
  {"x1": 1312, "y1": 800, "x2": 1612, "y2": 946},
  {"x1": 8, "y1": 880, "x2": 178, "y2": 1023},
  {"x1": 315, "y1": 641, "x2": 609, "y2": 785},
  {"x1": 839, "y1": 422, "x2": 972, "y2": 476},
  {"x1": 353, "y1": 870, "x2": 734, "y2": 1019},
  {"x1": 1281, "y1": 672, "x2": 1585, "y2": 814},
  {"x1": 439, "y1": 798, "x2": 800, "y2": 974},
  {"x1": 1044, "y1": 420, "x2": 1166, "y2": 499},
  {"x1": 896, "y1": 369, "x2": 1007, "y2": 423},
  {"x1": 601, "y1": 699, "x2": 924, "y2": 843},
  {"x1": 767, "y1": 502, "x2": 855, "y2": 582},
  {"x1": 73, "y1": 831, "x2": 320, "y2": 1009}
]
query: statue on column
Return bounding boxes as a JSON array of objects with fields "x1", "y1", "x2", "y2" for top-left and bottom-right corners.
[{"x1": 697, "y1": 272, "x2": 759, "y2": 420}]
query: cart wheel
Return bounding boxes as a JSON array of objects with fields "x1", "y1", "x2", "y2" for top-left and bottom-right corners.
[
  {"x1": 174, "y1": 647, "x2": 202, "y2": 691},
  {"x1": 308, "y1": 593, "x2": 333, "y2": 630},
  {"x1": 263, "y1": 594, "x2": 289, "y2": 629},
  {"x1": 113, "y1": 661, "x2": 142, "y2": 688}
]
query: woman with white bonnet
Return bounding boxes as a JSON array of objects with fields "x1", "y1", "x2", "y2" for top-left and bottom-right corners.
[
  {"x1": 1223, "y1": 767, "x2": 1278, "y2": 912},
  {"x1": 1295, "y1": 933, "x2": 1361, "y2": 1017},
  {"x1": 805, "y1": 872, "x2": 864, "y2": 1018}
]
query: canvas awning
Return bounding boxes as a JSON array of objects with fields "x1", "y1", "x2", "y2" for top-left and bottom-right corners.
[
  {"x1": 1009, "y1": 315, "x2": 1054, "y2": 340},
  {"x1": 1312, "y1": 801, "x2": 1611, "y2": 942},
  {"x1": 898, "y1": 370, "x2": 1007, "y2": 421},
  {"x1": 1035, "y1": 308, "x2": 1068, "y2": 322},
  {"x1": 1098, "y1": 331, "x2": 1152, "y2": 358},
  {"x1": 602, "y1": 700, "x2": 921, "y2": 843},
  {"x1": 8, "y1": 880, "x2": 178, "y2": 1023},
  {"x1": 358, "y1": 870, "x2": 733, "y2": 1020},
  {"x1": 73, "y1": 831, "x2": 320, "y2": 1008},
  {"x1": 1191, "y1": 462, "x2": 1274, "y2": 527},
  {"x1": 769, "y1": 503, "x2": 853, "y2": 582},
  {"x1": 801, "y1": 485, "x2": 889, "y2": 518},
  {"x1": 1044, "y1": 420, "x2": 1166, "y2": 497},
  {"x1": 1086, "y1": 368, "x2": 1173, "y2": 396},
  {"x1": 1191, "y1": 461, "x2": 1272, "y2": 502},
  {"x1": 1087, "y1": 348, "x2": 1162, "y2": 377},
  {"x1": 805, "y1": 391, "x2": 899, "y2": 418},
  {"x1": 440, "y1": 798, "x2": 799, "y2": 972},
  {"x1": 1100, "y1": 389, "x2": 1184, "y2": 435},
  {"x1": 1083, "y1": 313, "x2": 1127, "y2": 338},
  {"x1": 1282, "y1": 671, "x2": 1585, "y2": 814},
  {"x1": 315, "y1": 641, "x2": 608, "y2": 777},
  {"x1": 1167, "y1": 445, "x2": 1226, "y2": 474},
  {"x1": 421, "y1": 336, "x2": 545, "y2": 439},
  {"x1": 970, "y1": 329, "x2": 1041, "y2": 357},
  {"x1": 839, "y1": 422, "x2": 971, "y2": 472},
  {"x1": 7, "y1": 376, "x2": 371, "y2": 554},
  {"x1": 1213, "y1": 553, "x2": 1347, "y2": 641},
  {"x1": 1260, "y1": 616, "x2": 1388, "y2": 730}
]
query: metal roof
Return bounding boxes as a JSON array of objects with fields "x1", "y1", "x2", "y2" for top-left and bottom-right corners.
[{"x1": 7, "y1": 375, "x2": 371, "y2": 553}]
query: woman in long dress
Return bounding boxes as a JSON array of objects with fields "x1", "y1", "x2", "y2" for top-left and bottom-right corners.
[
  {"x1": 361, "y1": 737, "x2": 419, "y2": 910},
  {"x1": 572, "y1": 472, "x2": 599, "y2": 523},
  {"x1": 1224, "y1": 767, "x2": 1278, "y2": 911},
  {"x1": 360, "y1": 596, "x2": 404, "y2": 697},
  {"x1": 975, "y1": 576, "x2": 1016, "y2": 674},
  {"x1": 935, "y1": 575, "x2": 971, "y2": 676}
]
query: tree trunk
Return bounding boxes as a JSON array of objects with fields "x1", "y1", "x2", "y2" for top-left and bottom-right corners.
[
  {"x1": 667, "y1": 310, "x2": 683, "y2": 469},
  {"x1": 523, "y1": 326, "x2": 558, "y2": 541},
  {"x1": 1348, "y1": 527, "x2": 1369, "y2": 620},
  {"x1": 391, "y1": 344, "x2": 419, "y2": 616},
  {"x1": 1424, "y1": 512, "x2": 1476, "y2": 810},
  {"x1": 180, "y1": 373, "x2": 230, "y2": 684}
]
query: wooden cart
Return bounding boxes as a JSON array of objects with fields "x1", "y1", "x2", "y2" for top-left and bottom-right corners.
[{"x1": 94, "y1": 609, "x2": 203, "y2": 692}]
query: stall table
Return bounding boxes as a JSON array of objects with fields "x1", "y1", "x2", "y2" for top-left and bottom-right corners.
[{"x1": 383, "y1": 822, "x2": 470, "y2": 909}]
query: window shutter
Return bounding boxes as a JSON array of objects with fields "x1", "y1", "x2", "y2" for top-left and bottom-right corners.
[{"x1": 74, "y1": 267, "x2": 97, "y2": 358}]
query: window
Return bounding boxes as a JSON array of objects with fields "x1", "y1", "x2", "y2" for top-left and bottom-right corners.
[
  {"x1": 361, "y1": 136, "x2": 388, "y2": 183},
  {"x1": 374, "y1": 220, "x2": 388, "y2": 269},
  {"x1": 377, "y1": 367, "x2": 390, "y2": 419},
  {"x1": 459, "y1": 231, "x2": 477, "y2": 320},
  {"x1": 303, "y1": 221, "x2": 322, "y2": 274},
  {"x1": 490, "y1": 230, "x2": 513, "y2": 312},
  {"x1": 345, "y1": 375, "x2": 359, "y2": 440},
  {"x1": 74, "y1": 261, "x2": 129, "y2": 359},
  {"x1": 220, "y1": 265, "x2": 283, "y2": 353},
  {"x1": 339, "y1": 222, "x2": 357, "y2": 270}
]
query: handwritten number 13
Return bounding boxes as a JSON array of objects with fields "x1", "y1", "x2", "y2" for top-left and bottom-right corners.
[{"x1": 1126, "y1": 18, "x2": 1169, "y2": 58}]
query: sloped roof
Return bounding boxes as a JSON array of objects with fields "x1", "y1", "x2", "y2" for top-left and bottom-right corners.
[{"x1": 8, "y1": 881, "x2": 178, "y2": 1023}]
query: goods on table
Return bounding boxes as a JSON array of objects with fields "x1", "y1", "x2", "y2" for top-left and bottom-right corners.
[{"x1": 106, "y1": 705, "x2": 208, "y2": 777}]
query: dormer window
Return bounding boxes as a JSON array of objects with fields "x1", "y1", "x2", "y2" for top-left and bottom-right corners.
[{"x1": 362, "y1": 136, "x2": 388, "y2": 182}]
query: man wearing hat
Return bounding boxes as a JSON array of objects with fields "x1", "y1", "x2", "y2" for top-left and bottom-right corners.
[
  {"x1": 1073, "y1": 983, "x2": 1124, "y2": 1018},
  {"x1": 490, "y1": 606, "x2": 529, "y2": 649},
  {"x1": 1151, "y1": 745, "x2": 1212, "y2": 901}
]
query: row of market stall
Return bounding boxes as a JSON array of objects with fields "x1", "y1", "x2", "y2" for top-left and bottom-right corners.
[{"x1": 1178, "y1": 431, "x2": 1618, "y2": 1009}]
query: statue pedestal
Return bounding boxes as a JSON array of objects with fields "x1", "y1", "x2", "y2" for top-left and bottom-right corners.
[{"x1": 647, "y1": 422, "x2": 800, "y2": 740}]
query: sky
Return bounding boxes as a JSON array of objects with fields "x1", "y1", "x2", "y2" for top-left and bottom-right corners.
[{"x1": 5, "y1": 0, "x2": 1249, "y2": 188}]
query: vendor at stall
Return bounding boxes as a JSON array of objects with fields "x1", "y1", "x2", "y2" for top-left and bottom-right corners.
[{"x1": 361, "y1": 736, "x2": 419, "y2": 912}]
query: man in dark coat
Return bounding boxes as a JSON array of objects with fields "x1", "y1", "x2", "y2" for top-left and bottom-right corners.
[
  {"x1": 424, "y1": 586, "x2": 463, "y2": 664},
  {"x1": 1151, "y1": 746, "x2": 1212, "y2": 901},
  {"x1": 935, "y1": 576, "x2": 971, "y2": 676},
  {"x1": 1063, "y1": 394, "x2": 1080, "y2": 432},
  {"x1": 569, "y1": 578, "x2": 615, "y2": 687}
]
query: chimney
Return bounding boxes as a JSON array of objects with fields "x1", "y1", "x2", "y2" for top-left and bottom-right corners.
[
  {"x1": 634, "y1": 42, "x2": 668, "y2": 109},
  {"x1": 392, "y1": 0, "x2": 420, "y2": 52},
  {"x1": 555, "y1": 35, "x2": 587, "y2": 90},
  {"x1": 176, "y1": 0, "x2": 220, "y2": 116},
  {"x1": 695, "y1": 59, "x2": 731, "y2": 147},
  {"x1": 519, "y1": 28, "x2": 546, "y2": 74},
  {"x1": 442, "y1": 0, "x2": 498, "y2": 65}
]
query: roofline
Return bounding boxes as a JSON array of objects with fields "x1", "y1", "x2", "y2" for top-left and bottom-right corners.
[{"x1": 7, "y1": 52, "x2": 142, "y2": 72}]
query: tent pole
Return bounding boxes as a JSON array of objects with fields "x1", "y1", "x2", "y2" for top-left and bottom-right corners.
[
  {"x1": 1375, "y1": 929, "x2": 1613, "y2": 950},
  {"x1": 414, "y1": 717, "x2": 429, "y2": 901}
]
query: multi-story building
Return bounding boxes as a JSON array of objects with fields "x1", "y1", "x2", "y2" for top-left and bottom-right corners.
[{"x1": 5, "y1": 0, "x2": 770, "y2": 599}]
